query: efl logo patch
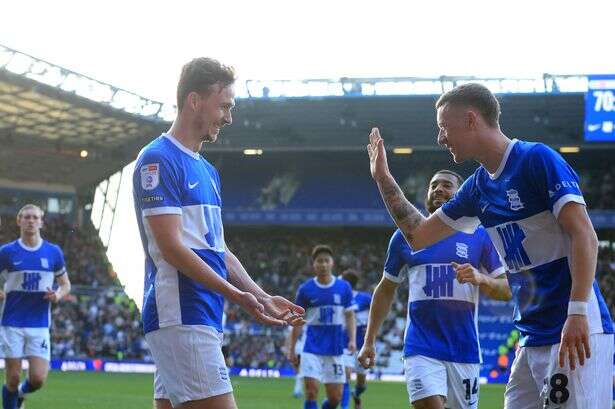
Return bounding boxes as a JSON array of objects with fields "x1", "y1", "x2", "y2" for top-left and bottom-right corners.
[
  {"x1": 506, "y1": 189, "x2": 525, "y2": 211},
  {"x1": 141, "y1": 163, "x2": 159, "y2": 191},
  {"x1": 456, "y1": 242, "x2": 469, "y2": 258},
  {"x1": 40, "y1": 258, "x2": 49, "y2": 269}
]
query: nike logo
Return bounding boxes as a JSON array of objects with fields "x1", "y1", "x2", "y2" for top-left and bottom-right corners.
[
  {"x1": 481, "y1": 203, "x2": 489, "y2": 213},
  {"x1": 188, "y1": 181, "x2": 199, "y2": 189},
  {"x1": 469, "y1": 400, "x2": 477, "y2": 406},
  {"x1": 14, "y1": 261, "x2": 23, "y2": 265},
  {"x1": 587, "y1": 123, "x2": 601, "y2": 132},
  {"x1": 310, "y1": 299, "x2": 319, "y2": 304}
]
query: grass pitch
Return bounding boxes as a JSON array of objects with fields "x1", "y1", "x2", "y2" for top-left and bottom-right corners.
[{"x1": 19, "y1": 372, "x2": 506, "y2": 408}]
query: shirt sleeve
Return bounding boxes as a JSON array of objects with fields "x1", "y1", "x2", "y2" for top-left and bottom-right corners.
[
  {"x1": 0, "y1": 245, "x2": 8, "y2": 274},
  {"x1": 343, "y1": 283, "x2": 354, "y2": 311},
  {"x1": 53, "y1": 245, "x2": 67, "y2": 277},
  {"x1": 383, "y1": 230, "x2": 407, "y2": 283},
  {"x1": 295, "y1": 286, "x2": 308, "y2": 309},
  {"x1": 436, "y1": 174, "x2": 481, "y2": 234},
  {"x1": 134, "y1": 149, "x2": 183, "y2": 217},
  {"x1": 479, "y1": 229, "x2": 506, "y2": 278},
  {"x1": 526, "y1": 143, "x2": 586, "y2": 219}
]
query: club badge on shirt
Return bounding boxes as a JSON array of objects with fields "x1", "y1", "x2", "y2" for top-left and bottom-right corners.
[{"x1": 141, "y1": 163, "x2": 160, "y2": 191}]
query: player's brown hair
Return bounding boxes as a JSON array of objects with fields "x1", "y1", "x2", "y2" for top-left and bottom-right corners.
[
  {"x1": 17, "y1": 204, "x2": 44, "y2": 219},
  {"x1": 436, "y1": 83, "x2": 501, "y2": 127},
  {"x1": 311, "y1": 244, "x2": 333, "y2": 261},
  {"x1": 176, "y1": 58, "x2": 236, "y2": 112}
]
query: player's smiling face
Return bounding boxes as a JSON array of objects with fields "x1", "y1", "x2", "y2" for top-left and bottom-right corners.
[
  {"x1": 313, "y1": 253, "x2": 334, "y2": 277},
  {"x1": 194, "y1": 83, "x2": 235, "y2": 143},
  {"x1": 425, "y1": 173, "x2": 459, "y2": 214},
  {"x1": 17, "y1": 208, "x2": 43, "y2": 236},
  {"x1": 436, "y1": 104, "x2": 472, "y2": 163}
]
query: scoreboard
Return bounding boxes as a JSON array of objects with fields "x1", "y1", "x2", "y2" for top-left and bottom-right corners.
[{"x1": 585, "y1": 75, "x2": 615, "y2": 142}]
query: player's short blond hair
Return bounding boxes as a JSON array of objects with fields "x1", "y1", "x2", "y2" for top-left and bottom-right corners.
[{"x1": 17, "y1": 204, "x2": 44, "y2": 219}]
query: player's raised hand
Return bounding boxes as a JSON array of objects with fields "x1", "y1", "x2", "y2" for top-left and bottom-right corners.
[
  {"x1": 44, "y1": 287, "x2": 59, "y2": 303},
  {"x1": 452, "y1": 262, "x2": 484, "y2": 286},
  {"x1": 367, "y1": 127, "x2": 390, "y2": 182},
  {"x1": 558, "y1": 314, "x2": 590, "y2": 370},
  {"x1": 235, "y1": 291, "x2": 287, "y2": 326},
  {"x1": 358, "y1": 343, "x2": 376, "y2": 369},
  {"x1": 260, "y1": 295, "x2": 305, "y2": 326}
]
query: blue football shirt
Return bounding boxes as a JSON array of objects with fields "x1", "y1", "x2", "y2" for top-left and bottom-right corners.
[
  {"x1": 437, "y1": 139, "x2": 614, "y2": 346},
  {"x1": 384, "y1": 227, "x2": 504, "y2": 363},
  {"x1": 295, "y1": 277, "x2": 353, "y2": 356},
  {"x1": 133, "y1": 134, "x2": 227, "y2": 334},
  {"x1": 0, "y1": 239, "x2": 67, "y2": 328}
]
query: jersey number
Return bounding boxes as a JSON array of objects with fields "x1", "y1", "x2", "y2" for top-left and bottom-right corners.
[
  {"x1": 21, "y1": 272, "x2": 42, "y2": 291},
  {"x1": 544, "y1": 373, "x2": 569, "y2": 405},
  {"x1": 462, "y1": 377, "x2": 478, "y2": 401},
  {"x1": 319, "y1": 307, "x2": 334, "y2": 324},
  {"x1": 332, "y1": 364, "x2": 343, "y2": 376}
]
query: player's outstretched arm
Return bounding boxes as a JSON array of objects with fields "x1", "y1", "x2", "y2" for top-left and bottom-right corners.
[
  {"x1": 148, "y1": 214, "x2": 285, "y2": 325},
  {"x1": 345, "y1": 309, "x2": 357, "y2": 353},
  {"x1": 225, "y1": 244, "x2": 305, "y2": 326},
  {"x1": 453, "y1": 262, "x2": 511, "y2": 301},
  {"x1": 287, "y1": 325, "x2": 302, "y2": 366},
  {"x1": 358, "y1": 277, "x2": 398, "y2": 369},
  {"x1": 556, "y1": 202, "x2": 597, "y2": 370},
  {"x1": 367, "y1": 128, "x2": 455, "y2": 250}
]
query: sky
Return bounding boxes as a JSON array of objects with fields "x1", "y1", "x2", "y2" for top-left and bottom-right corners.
[{"x1": 2, "y1": 0, "x2": 614, "y2": 303}]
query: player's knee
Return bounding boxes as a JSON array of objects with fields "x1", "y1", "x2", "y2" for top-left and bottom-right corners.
[
  {"x1": 305, "y1": 388, "x2": 318, "y2": 401},
  {"x1": 5, "y1": 374, "x2": 20, "y2": 390},
  {"x1": 27, "y1": 376, "x2": 45, "y2": 391}
]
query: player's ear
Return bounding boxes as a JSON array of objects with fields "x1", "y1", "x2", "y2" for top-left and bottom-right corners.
[
  {"x1": 188, "y1": 92, "x2": 200, "y2": 111},
  {"x1": 467, "y1": 110, "x2": 479, "y2": 131}
]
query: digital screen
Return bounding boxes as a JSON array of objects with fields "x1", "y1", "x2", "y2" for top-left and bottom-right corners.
[{"x1": 585, "y1": 74, "x2": 615, "y2": 142}]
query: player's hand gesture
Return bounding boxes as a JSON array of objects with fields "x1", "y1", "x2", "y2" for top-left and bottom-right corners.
[
  {"x1": 559, "y1": 314, "x2": 590, "y2": 370},
  {"x1": 260, "y1": 295, "x2": 305, "y2": 327},
  {"x1": 367, "y1": 128, "x2": 390, "y2": 182},
  {"x1": 358, "y1": 343, "x2": 376, "y2": 369},
  {"x1": 235, "y1": 291, "x2": 287, "y2": 326},
  {"x1": 452, "y1": 262, "x2": 484, "y2": 286},
  {"x1": 44, "y1": 287, "x2": 59, "y2": 303}
]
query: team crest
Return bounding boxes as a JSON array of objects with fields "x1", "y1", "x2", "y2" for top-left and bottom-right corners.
[
  {"x1": 141, "y1": 163, "x2": 160, "y2": 191},
  {"x1": 40, "y1": 258, "x2": 49, "y2": 269},
  {"x1": 455, "y1": 243, "x2": 469, "y2": 259},
  {"x1": 333, "y1": 294, "x2": 341, "y2": 304},
  {"x1": 506, "y1": 189, "x2": 525, "y2": 211}
]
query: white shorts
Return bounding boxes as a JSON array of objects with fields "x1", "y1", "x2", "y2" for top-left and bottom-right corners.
[
  {"x1": 342, "y1": 349, "x2": 367, "y2": 375},
  {"x1": 145, "y1": 325, "x2": 233, "y2": 408},
  {"x1": 300, "y1": 352, "x2": 345, "y2": 384},
  {"x1": 404, "y1": 355, "x2": 480, "y2": 409},
  {"x1": 504, "y1": 333, "x2": 613, "y2": 409},
  {"x1": 0, "y1": 326, "x2": 50, "y2": 360}
]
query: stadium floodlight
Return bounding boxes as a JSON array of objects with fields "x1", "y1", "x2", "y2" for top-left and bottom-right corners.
[
  {"x1": 80, "y1": 150, "x2": 89, "y2": 158},
  {"x1": 243, "y1": 149, "x2": 263, "y2": 155},
  {"x1": 559, "y1": 146, "x2": 581, "y2": 153}
]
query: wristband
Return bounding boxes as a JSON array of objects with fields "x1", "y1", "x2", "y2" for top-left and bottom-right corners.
[{"x1": 567, "y1": 301, "x2": 588, "y2": 316}]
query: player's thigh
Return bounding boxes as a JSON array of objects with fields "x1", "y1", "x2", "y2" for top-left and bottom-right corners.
[
  {"x1": 444, "y1": 362, "x2": 480, "y2": 409},
  {"x1": 300, "y1": 352, "x2": 325, "y2": 383},
  {"x1": 504, "y1": 346, "x2": 543, "y2": 409},
  {"x1": 321, "y1": 355, "x2": 346, "y2": 385},
  {"x1": 145, "y1": 325, "x2": 232, "y2": 409},
  {"x1": 154, "y1": 398, "x2": 174, "y2": 409},
  {"x1": 0, "y1": 326, "x2": 25, "y2": 359},
  {"x1": 177, "y1": 392, "x2": 237, "y2": 409},
  {"x1": 303, "y1": 376, "x2": 320, "y2": 400},
  {"x1": 412, "y1": 395, "x2": 445, "y2": 409},
  {"x1": 540, "y1": 333, "x2": 613, "y2": 409},
  {"x1": 24, "y1": 327, "x2": 51, "y2": 361},
  {"x1": 404, "y1": 355, "x2": 447, "y2": 405}
]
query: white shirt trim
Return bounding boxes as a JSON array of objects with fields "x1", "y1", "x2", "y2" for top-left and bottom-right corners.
[
  {"x1": 489, "y1": 139, "x2": 518, "y2": 180},
  {"x1": 313, "y1": 276, "x2": 336, "y2": 289},
  {"x1": 143, "y1": 207, "x2": 183, "y2": 217},
  {"x1": 552, "y1": 194, "x2": 586, "y2": 219},
  {"x1": 384, "y1": 272, "x2": 404, "y2": 283},
  {"x1": 163, "y1": 133, "x2": 201, "y2": 160},
  {"x1": 434, "y1": 207, "x2": 480, "y2": 234},
  {"x1": 18, "y1": 238, "x2": 43, "y2": 252}
]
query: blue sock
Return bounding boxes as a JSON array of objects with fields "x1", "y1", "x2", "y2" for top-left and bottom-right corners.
[
  {"x1": 322, "y1": 399, "x2": 338, "y2": 409},
  {"x1": 304, "y1": 400, "x2": 318, "y2": 409},
  {"x1": 18, "y1": 380, "x2": 32, "y2": 398},
  {"x1": 354, "y1": 384, "x2": 366, "y2": 397},
  {"x1": 2, "y1": 385, "x2": 18, "y2": 409},
  {"x1": 341, "y1": 383, "x2": 350, "y2": 409}
]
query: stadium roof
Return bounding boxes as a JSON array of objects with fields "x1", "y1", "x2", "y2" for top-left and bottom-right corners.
[{"x1": 0, "y1": 45, "x2": 170, "y2": 189}]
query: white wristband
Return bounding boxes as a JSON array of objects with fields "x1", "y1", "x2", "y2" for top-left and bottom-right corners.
[{"x1": 567, "y1": 301, "x2": 588, "y2": 316}]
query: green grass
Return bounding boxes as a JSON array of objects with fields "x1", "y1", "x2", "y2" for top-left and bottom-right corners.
[{"x1": 19, "y1": 372, "x2": 505, "y2": 408}]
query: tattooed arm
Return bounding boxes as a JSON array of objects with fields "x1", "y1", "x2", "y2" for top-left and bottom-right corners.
[{"x1": 367, "y1": 128, "x2": 455, "y2": 249}]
